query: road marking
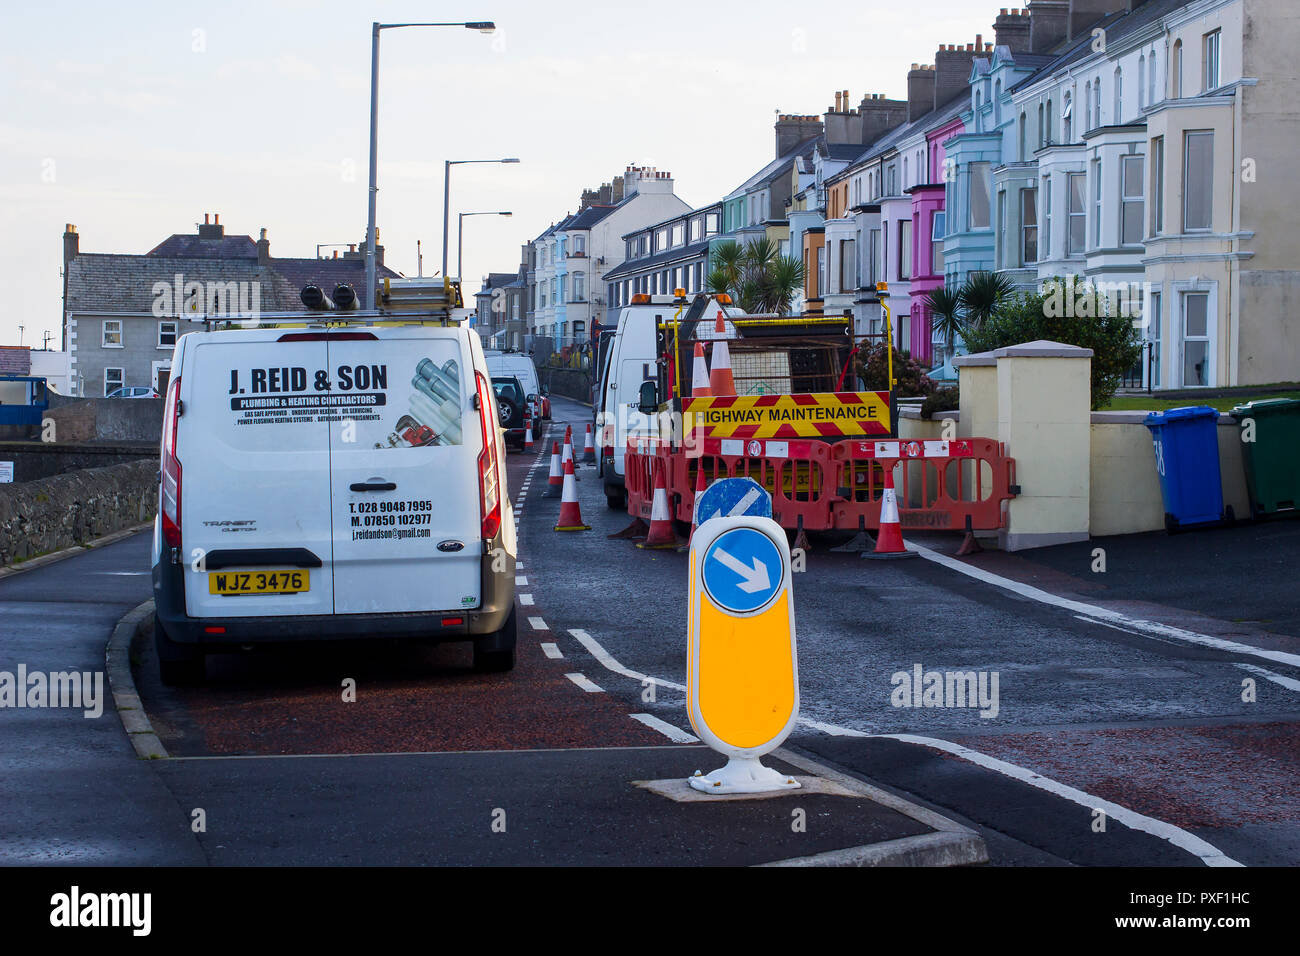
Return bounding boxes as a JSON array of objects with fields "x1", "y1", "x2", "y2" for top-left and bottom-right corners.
[
  {"x1": 875, "y1": 733, "x2": 1242, "y2": 867},
  {"x1": 528, "y1": 616, "x2": 547, "y2": 631},
  {"x1": 629, "y1": 713, "x2": 699, "y2": 743},
  {"x1": 565, "y1": 672, "x2": 603, "y2": 692},
  {"x1": 569, "y1": 624, "x2": 1241, "y2": 867},
  {"x1": 516, "y1": 575, "x2": 528, "y2": 585},
  {"x1": 568, "y1": 629, "x2": 685, "y2": 691},
  {"x1": 1235, "y1": 662, "x2": 1300, "y2": 694},
  {"x1": 912, "y1": 543, "x2": 1300, "y2": 669},
  {"x1": 541, "y1": 642, "x2": 562, "y2": 659},
  {"x1": 519, "y1": 593, "x2": 535, "y2": 606}
]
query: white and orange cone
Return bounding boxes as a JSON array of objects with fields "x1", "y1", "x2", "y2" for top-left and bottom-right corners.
[
  {"x1": 554, "y1": 456, "x2": 590, "y2": 532},
  {"x1": 691, "y1": 342, "x2": 712, "y2": 398},
  {"x1": 561, "y1": 425, "x2": 580, "y2": 480},
  {"x1": 864, "y1": 468, "x2": 916, "y2": 560},
  {"x1": 709, "y1": 311, "x2": 736, "y2": 396},
  {"x1": 582, "y1": 423, "x2": 596, "y2": 463},
  {"x1": 524, "y1": 417, "x2": 534, "y2": 453},
  {"x1": 638, "y1": 461, "x2": 680, "y2": 550},
  {"x1": 543, "y1": 441, "x2": 563, "y2": 498}
]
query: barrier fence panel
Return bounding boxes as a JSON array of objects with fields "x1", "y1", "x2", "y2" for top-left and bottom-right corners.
[{"x1": 625, "y1": 436, "x2": 1016, "y2": 535}]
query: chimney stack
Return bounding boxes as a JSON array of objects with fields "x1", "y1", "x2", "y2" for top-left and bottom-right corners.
[
  {"x1": 198, "y1": 212, "x2": 224, "y2": 239},
  {"x1": 1068, "y1": 0, "x2": 1128, "y2": 40},
  {"x1": 774, "y1": 113, "x2": 824, "y2": 158},
  {"x1": 1028, "y1": 0, "x2": 1070, "y2": 52},
  {"x1": 933, "y1": 40, "x2": 980, "y2": 109},
  {"x1": 256, "y1": 227, "x2": 270, "y2": 265},
  {"x1": 994, "y1": 8, "x2": 1033, "y2": 53},
  {"x1": 907, "y1": 64, "x2": 936, "y2": 122}
]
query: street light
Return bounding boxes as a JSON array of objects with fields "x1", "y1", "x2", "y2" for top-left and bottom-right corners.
[
  {"x1": 364, "y1": 19, "x2": 498, "y2": 311},
  {"x1": 458, "y1": 211, "x2": 513, "y2": 285},
  {"x1": 443, "y1": 157, "x2": 520, "y2": 279}
]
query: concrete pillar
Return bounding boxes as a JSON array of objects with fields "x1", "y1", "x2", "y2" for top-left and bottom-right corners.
[
  {"x1": 953, "y1": 351, "x2": 998, "y2": 440},
  {"x1": 993, "y1": 340, "x2": 1092, "y2": 550}
]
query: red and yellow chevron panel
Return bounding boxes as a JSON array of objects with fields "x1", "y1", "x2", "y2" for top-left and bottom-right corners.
[{"x1": 683, "y1": 392, "x2": 891, "y2": 439}]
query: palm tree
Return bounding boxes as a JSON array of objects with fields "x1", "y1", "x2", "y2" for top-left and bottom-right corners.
[
  {"x1": 761, "y1": 255, "x2": 807, "y2": 315},
  {"x1": 957, "y1": 271, "x2": 1017, "y2": 331},
  {"x1": 925, "y1": 285, "x2": 964, "y2": 358},
  {"x1": 708, "y1": 239, "x2": 805, "y2": 315}
]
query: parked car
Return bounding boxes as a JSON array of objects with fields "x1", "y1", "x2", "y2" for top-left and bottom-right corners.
[
  {"x1": 107, "y1": 386, "x2": 159, "y2": 399},
  {"x1": 492, "y1": 375, "x2": 530, "y2": 451},
  {"x1": 151, "y1": 322, "x2": 518, "y2": 684},
  {"x1": 485, "y1": 349, "x2": 548, "y2": 419}
]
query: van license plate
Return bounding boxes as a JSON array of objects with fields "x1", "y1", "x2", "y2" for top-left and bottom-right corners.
[{"x1": 208, "y1": 570, "x2": 308, "y2": 595}]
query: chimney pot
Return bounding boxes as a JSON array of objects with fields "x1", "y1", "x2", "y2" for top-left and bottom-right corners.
[{"x1": 204, "y1": 213, "x2": 209, "y2": 224}]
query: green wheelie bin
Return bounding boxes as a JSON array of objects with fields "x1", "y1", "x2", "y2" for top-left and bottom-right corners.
[{"x1": 1230, "y1": 398, "x2": 1300, "y2": 517}]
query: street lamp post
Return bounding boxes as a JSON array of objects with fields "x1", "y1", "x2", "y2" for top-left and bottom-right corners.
[
  {"x1": 364, "y1": 19, "x2": 497, "y2": 311},
  {"x1": 442, "y1": 158, "x2": 520, "y2": 279},
  {"x1": 458, "y1": 211, "x2": 513, "y2": 285}
]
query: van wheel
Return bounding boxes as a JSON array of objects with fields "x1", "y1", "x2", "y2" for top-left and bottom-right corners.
[
  {"x1": 605, "y1": 484, "x2": 627, "y2": 510},
  {"x1": 473, "y1": 607, "x2": 517, "y2": 673},
  {"x1": 155, "y1": 615, "x2": 206, "y2": 685}
]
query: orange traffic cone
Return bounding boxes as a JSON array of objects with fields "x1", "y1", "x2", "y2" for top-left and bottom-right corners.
[
  {"x1": 582, "y1": 423, "x2": 596, "y2": 463},
  {"x1": 554, "y1": 457, "x2": 590, "y2": 532},
  {"x1": 637, "y1": 461, "x2": 680, "y2": 550},
  {"x1": 524, "y1": 417, "x2": 534, "y2": 453},
  {"x1": 691, "y1": 342, "x2": 712, "y2": 398},
  {"x1": 543, "y1": 441, "x2": 563, "y2": 497},
  {"x1": 864, "y1": 468, "x2": 917, "y2": 560},
  {"x1": 709, "y1": 311, "x2": 736, "y2": 396}
]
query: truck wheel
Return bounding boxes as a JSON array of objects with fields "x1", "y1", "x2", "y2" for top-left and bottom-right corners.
[
  {"x1": 473, "y1": 606, "x2": 517, "y2": 673},
  {"x1": 155, "y1": 615, "x2": 206, "y2": 685},
  {"x1": 605, "y1": 483, "x2": 627, "y2": 510}
]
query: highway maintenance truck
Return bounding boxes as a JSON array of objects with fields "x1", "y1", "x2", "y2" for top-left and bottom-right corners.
[{"x1": 614, "y1": 287, "x2": 1018, "y2": 545}]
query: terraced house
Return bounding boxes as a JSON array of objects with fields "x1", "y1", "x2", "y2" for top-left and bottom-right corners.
[{"x1": 940, "y1": 0, "x2": 1299, "y2": 388}]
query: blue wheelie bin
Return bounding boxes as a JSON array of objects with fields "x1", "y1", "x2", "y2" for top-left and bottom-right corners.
[{"x1": 1143, "y1": 405, "x2": 1229, "y2": 533}]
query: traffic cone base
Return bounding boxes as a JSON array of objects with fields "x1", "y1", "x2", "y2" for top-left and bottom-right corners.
[{"x1": 554, "y1": 458, "x2": 589, "y2": 532}]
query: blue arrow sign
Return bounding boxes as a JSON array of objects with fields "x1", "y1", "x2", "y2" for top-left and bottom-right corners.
[
  {"x1": 694, "y1": 476, "x2": 772, "y2": 526},
  {"x1": 701, "y1": 526, "x2": 785, "y2": 615}
]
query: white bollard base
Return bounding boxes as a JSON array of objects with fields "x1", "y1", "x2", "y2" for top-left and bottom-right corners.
[{"x1": 688, "y1": 756, "x2": 801, "y2": 794}]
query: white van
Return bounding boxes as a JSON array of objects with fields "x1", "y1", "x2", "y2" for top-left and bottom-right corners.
[
  {"x1": 484, "y1": 349, "x2": 548, "y2": 419},
  {"x1": 596, "y1": 294, "x2": 736, "y2": 509},
  {"x1": 151, "y1": 322, "x2": 517, "y2": 683}
]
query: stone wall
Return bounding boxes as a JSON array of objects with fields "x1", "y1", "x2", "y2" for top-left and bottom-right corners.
[
  {"x1": 44, "y1": 398, "x2": 163, "y2": 444},
  {"x1": 0, "y1": 459, "x2": 157, "y2": 565},
  {"x1": 0, "y1": 441, "x2": 157, "y2": 483},
  {"x1": 540, "y1": 366, "x2": 595, "y2": 405}
]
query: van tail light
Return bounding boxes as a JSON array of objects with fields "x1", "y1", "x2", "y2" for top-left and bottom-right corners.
[
  {"x1": 160, "y1": 376, "x2": 183, "y2": 548},
  {"x1": 474, "y1": 372, "x2": 502, "y2": 541}
]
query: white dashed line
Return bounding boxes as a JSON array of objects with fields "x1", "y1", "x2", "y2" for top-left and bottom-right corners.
[
  {"x1": 515, "y1": 575, "x2": 528, "y2": 585},
  {"x1": 629, "y1": 713, "x2": 699, "y2": 743},
  {"x1": 519, "y1": 593, "x2": 534, "y2": 606},
  {"x1": 565, "y1": 672, "x2": 603, "y2": 693},
  {"x1": 541, "y1": 642, "x2": 562, "y2": 659},
  {"x1": 528, "y1": 616, "x2": 547, "y2": 631}
]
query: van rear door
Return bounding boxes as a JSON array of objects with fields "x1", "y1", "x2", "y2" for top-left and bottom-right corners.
[
  {"x1": 180, "y1": 332, "x2": 336, "y2": 618},
  {"x1": 326, "y1": 328, "x2": 483, "y2": 615}
]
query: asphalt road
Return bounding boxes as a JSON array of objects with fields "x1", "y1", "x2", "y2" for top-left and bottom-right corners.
[
  {"x1": 4, "y1": 393, "x2": 1297, "y2": 866},
  {"x1": 529, "y1": 394, "x2": 1300, "y2": 867}
]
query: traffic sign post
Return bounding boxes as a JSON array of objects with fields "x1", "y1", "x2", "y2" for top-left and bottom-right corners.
[{"x1": 686, "y1": 514, "x2": 800, "y2": 794}]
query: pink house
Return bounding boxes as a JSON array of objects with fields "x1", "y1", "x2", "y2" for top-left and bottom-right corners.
[{"x1": 906, "y1": 115, "x2": 964, "y2": 366}]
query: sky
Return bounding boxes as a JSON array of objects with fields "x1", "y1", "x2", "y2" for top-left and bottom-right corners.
[{"x1": 0, "y1": 0, "x2": 998, "y2": 347}]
